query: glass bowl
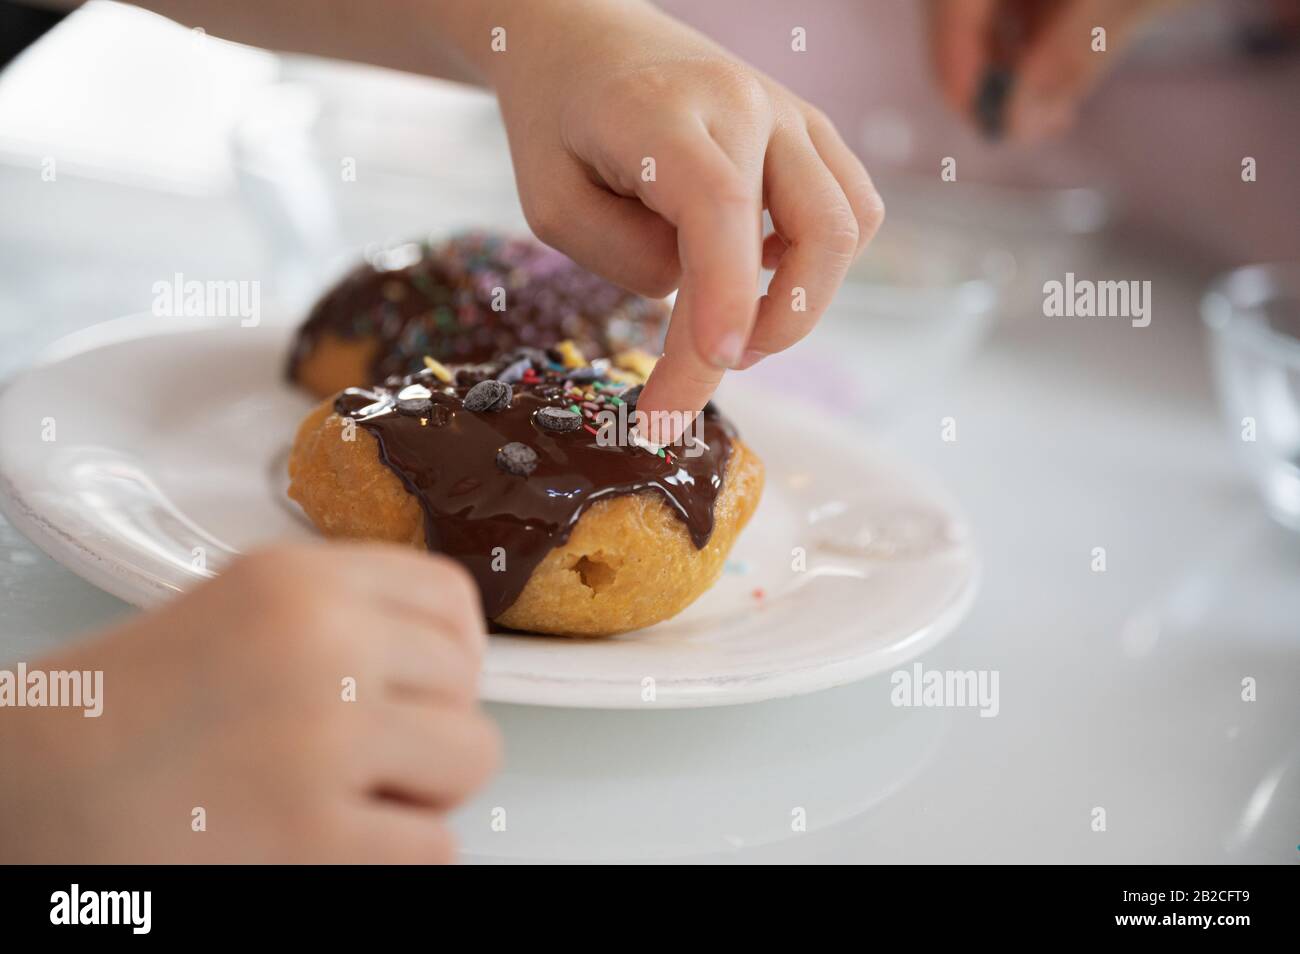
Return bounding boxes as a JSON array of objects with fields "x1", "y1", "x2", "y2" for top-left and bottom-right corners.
[{"x1": 1202, "y1": 263, "x2": 1300, "y2": 531}]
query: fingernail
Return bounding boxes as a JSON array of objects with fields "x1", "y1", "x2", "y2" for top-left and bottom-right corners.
[
  {"x1": 711, "y1": 332, "x2": 746, "y2": 369},
  {"x1": 736, "y1": 349, "x2": 768, "y2": 370}
]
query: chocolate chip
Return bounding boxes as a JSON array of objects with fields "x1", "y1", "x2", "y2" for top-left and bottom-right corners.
[
  {"x1": 395, "y1": 383, "x2": 435, "y2": 415},
  {"x1": 619, "y1": 385, "x2": 642, "y2": 410},
  {"x1": 463, "y1": 379, "x2": 512, "y2": 412},
  {"x1": 496, "y1": 442, "x2": 538, "y2": 476},
  {"x1": 535, "y1": 407, "x2": 582, "y2": 433},
  {"x1": 397, "y1": 397, "x2": 433, "y2": 416},
  {"x1": 497, "y1": 357, "x2": 532, "y2": 384}
]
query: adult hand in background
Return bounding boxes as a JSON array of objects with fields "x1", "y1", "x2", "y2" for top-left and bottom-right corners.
[{"x1": 928, "y1": 0, "x2": 1183, "y2": 141}]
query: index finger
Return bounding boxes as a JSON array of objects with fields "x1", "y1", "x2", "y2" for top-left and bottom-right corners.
[{"x1": 633, "y1": 133, "x2": 762, "y2": 442}]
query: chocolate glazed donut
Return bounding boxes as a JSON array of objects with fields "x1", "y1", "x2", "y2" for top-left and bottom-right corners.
[
  {"x1": 286, "y1": 232, "x2": 668, "y2": 398},
  {"x1": 287, "y1": 347, "x2": 764, "y2": 637}
]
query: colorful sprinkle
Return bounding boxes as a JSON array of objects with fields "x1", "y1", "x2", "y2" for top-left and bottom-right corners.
[
  {"x1": 615, "y1": 349, "x2": 657, "y2": 381},
  {"x1": 498, "y1": 357, "x2": 532, "y2": 384},
  {"x1": 421, "y1": 355, "x2": 454, "y2": 383},
  {"x1": 556, "y1": 339, "x2": 587, "y2": 369}
]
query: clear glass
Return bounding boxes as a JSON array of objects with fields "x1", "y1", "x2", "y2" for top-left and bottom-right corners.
[
  {"x1": 230, "y1": 61, "x2": 528, "y2": 311},
  {"x1": 1202, "y1": 263, "x2": 1300, "y2": 531}
]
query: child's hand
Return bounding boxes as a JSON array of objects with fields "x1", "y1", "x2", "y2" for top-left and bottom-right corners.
[
  {"x1": 0, "y1": 543, "x2": 499, "y2": 863},
  {"x1": 477, "y1": 0, "x2": 883, "y2": 435},
  {"x1": 110, "y1": 0, "x2": 880, "y2": 437}
]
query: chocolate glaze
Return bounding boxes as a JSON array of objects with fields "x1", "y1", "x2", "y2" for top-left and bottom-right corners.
[
  {"x1": 288, "y1": 232, "x2": 667, "y2": 384},
  {"x1": 333, "y1": 353, "x2": 736, "y2": 620}
]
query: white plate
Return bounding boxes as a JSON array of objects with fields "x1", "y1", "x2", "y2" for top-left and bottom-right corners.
[{"x1": 0, "y1": 314, "x2": 978, "y2": 708}]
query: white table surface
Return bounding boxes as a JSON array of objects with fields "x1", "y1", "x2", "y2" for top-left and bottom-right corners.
[{"x1": 1, "y1": 33, "x2": 1296, "y2": 864}]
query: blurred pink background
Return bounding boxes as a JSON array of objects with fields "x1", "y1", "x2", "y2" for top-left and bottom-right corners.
[{"x1": 660, "y1": 0, "x2": 1300, "y2": 265}]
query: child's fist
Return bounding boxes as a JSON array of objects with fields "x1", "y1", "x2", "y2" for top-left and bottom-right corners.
[{"x1": 0, "y1": 542, "x2": 499, "y2": 863}]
